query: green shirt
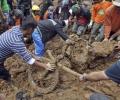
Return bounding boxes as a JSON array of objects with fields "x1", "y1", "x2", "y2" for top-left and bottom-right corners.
[{"x1": 0, "y1": 0, "x2": 9, "y2": 12}]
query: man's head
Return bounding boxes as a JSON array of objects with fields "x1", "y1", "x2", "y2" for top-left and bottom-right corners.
[
  {"x1": 13, "y1": 9, "x2": 24, "y2": 19},
  {"x1": 105, "y1": 0, "x2": 112, "y2": 1},
  {"x1": 32, "y1": 5, "x2": 40, "y2": 15},
  {"x1": 92, "y1": 0, "x2": 103, "y2": 4},
  {"x1": 48, "y1": 6, "x2": 55, "y2": 13},
  {"x1": 113, "y1": 0, "x2": 120, "y2": 7},
  {"x1": 21, "y1": 15, "x2": 37, "y2": 38},
  {"x1": 71, "y1": 4, "x2": 80, "y2": 15},
  {"x1": 82, "y1": 0, "x2": 92, "y2": 9}
]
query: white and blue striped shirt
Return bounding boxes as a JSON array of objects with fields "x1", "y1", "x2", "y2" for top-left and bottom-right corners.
[{"x1": 0, "y1": 26, "x2": 35, "y2": 64}]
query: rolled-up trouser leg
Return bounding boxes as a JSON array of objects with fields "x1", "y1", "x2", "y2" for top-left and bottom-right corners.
[
  {"x1": 89, "y1": 23, "x2": 102, "y2": 43},
  {"x1": 0, "y1": 64, "x2": 11, "y2": 81},
  {"x1": 105, "y1": 60, "x2": 120, "y2": 84},
  {"x1": 89, "y1": 93, "x2": 110, "y2": 100},
  {"x1": 32, "y1": 28, "x2": 45, "y2": 57},
  {"x1": 95, "y1": 25, "x2": 104, "y2": 41},
  {"x1": 77, "y1": 25, "x2": 87, "y2": 36},
  {"x1": 72, "y1": 22, "x2": 79, "y2": 33},
  {"x1": 90, "y1": 23, "x2": 102, "y2": 38},
  {"x1": 4, "y1": 12, "x2": 10, "y2": 25}
]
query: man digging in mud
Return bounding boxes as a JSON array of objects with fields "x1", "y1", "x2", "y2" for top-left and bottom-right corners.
[
  {"x1": 32, "y1": 19, "x2": 74, "y2": 57},
  {"x1": 0, "y1": 16, "x2": 54, "y2": 83},
  {"x1": 79, "y1": 0, "x2": 120, "y2": 84},
  {"x1": 103, "y1": 0, "x2": 120, "y2": 41},
  {"x1": 79, "y1": 45, "x2": 120, "y2": 85}
]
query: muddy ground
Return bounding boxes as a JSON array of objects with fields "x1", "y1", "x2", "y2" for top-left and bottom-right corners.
[
  {"x1": 0, "y1": 0, "x2": 120, "y2": 99},
  {"x1": 0, "y1": 34, "x2": 120, "y2": 100}
]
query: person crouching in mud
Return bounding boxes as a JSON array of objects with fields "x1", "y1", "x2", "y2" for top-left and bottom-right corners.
[
  {"x1": 0, "y1": 16, "x2": 55, "y2": 83},
  {"x1": 32, "y1": 19, "x2": 74, "y2": 57}
]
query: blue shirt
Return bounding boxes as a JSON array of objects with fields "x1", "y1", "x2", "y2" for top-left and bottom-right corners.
[{"x1": 0, "y1": 26, "x2": 33, "y2": 64}]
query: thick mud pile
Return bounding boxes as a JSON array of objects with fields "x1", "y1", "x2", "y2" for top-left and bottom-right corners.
[
  {"x1": 61, "y1": 35, "x2": 117, "y2": 72},
  {"x1": 0, "y1": 35, "x2": 120, "y2": 100}
]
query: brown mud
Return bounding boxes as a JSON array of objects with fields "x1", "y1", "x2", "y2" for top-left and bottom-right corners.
[
  {"x1": 0, "y1": 34, "x2": 120, "y2": 100},
  {"x1": 0, "y1": 1, "x2": 120, "y2": 99}
]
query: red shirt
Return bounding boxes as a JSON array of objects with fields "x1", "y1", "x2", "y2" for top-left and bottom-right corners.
[{"x1": 104, "y1": 5, "x2": 120, "y2": 39}]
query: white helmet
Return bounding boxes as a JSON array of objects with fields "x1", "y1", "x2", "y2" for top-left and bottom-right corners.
[
  {"x1": 113, "y1": 0, "x2": 120, "y2": 7},
  {"x1": 48, "y1": 6, "x2": 54, "y2": 12}
]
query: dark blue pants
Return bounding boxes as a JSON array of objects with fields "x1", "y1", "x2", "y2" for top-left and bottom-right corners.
[
  {"x1": 0, "y1": 63, "x2": 11, "y2": 81},
  {"x1": 105, "y1": 60, "x2": 120, "y2": 84}
]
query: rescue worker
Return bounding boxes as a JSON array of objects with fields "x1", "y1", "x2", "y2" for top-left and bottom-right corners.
[
  {"x1": 59, "y1": 0, "x2": 70, "y2": 20},
  {"x1": 79, "y1": 57, "x2": 120, "y2": 84},
  {"x1": 32, "y1": 5, "x2": 40, "y2": 22},
  {"x1": 0, "y1": 16, "x2": 54, "y2": 82},
  {"x1": 44, "y1": 6, "x2": 55, "y2": 19},
  {"x1": 89, "y1": 0, "x2": 112, "y2": 43},
  {"x1": 13, "y1": 8, "x2": 23, "y2": 25},
  {"x1": 39, "y1": 0, "x2": 53, "y2": 20},
  {"x1": 103, "y1": 0, "x2": 120, "y2": 41},
  {"x1": 17, "y1": 0, "x2": 32, "y2": 16},
  {"x1": 79, "y1": 0, "x2": 120, "y2": 86},
  {"x1": 32, "y1": 19, "x2": 74, "y2": 57},
  {"x1": 0, "y1": 0, "x2": 10, "y2": 25},
  {"x1": 69, "y1": 1, "x2": 91, "y2": 36}
]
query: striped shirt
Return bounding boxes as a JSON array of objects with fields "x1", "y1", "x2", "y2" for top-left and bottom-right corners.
[{"x1": 0, "y1": 26, "x2": 35, "y2": 64}]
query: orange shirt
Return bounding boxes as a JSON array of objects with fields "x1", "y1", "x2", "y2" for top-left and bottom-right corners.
[
  {"x1": 92, "y1": 1, "x2": 112, "y2": 24},
  {"x1": 104, "y1": 5, "x2": 120, "y2": 39}
]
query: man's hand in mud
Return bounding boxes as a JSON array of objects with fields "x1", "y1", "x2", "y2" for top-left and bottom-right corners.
[
  {"x1": 114, "y1": 41, "x2": 120, "y2": 50},
  {"x1": 109, "y1": 34, "x2": 118, "y2": 41},
  {"x1": 79, "y1": 73, "x2": 87, "y2": 82},
  {"x1": 56, "y1": 54, "x2": 64, "y2": 61},
  {"x1": 103, "y1": 38, "x2": 109, "y2": 41},
  {"x1": 66, "y1": 39, "x2": 75, "y2": 45},
  {"x1": 45, "y1": 62, "x2": 56, "y2": 71}
]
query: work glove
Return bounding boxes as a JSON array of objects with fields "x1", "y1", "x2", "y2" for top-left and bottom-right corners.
[
  {"x1": 88, "y1": 20, "x2": 93, "y2": 29},
  {"x1": 65, "y1": 39, "x2": 75, "y2": 45}
]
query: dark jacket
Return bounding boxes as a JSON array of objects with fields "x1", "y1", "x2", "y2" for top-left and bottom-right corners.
[
  {"x1": 39, "y1": 0, "x2": 53, "y2": 18},
  {"x1": 72, "y1": 4, "x2": 91, "y2": 25},
  {"x1": 37, "y1": 19, "x2": 68, "y2": 43}
]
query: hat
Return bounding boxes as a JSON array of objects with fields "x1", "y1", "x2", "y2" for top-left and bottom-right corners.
[
  {"x1": 32, "y1": 5, "x2": 40, "y2": 11},
  {"x1": 71, "y1": 4, "x2": 80, "y2": 15},
  {"x1": 113, "y1": 0, "x2": 120, "y2": 7}
]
